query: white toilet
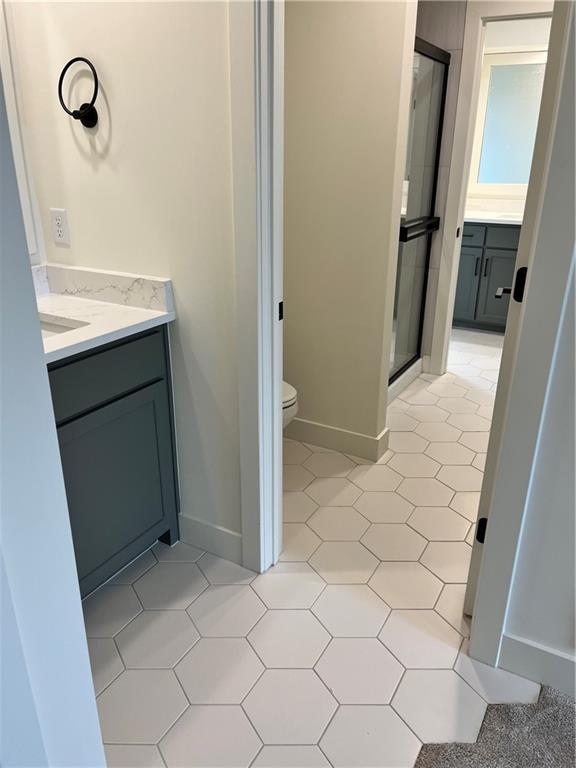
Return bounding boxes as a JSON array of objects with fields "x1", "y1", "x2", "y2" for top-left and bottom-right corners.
[{"x1": 282, "y1": 381, "x2": 298, "y2": 428}]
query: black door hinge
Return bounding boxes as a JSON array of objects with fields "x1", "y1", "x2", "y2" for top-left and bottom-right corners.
[
  {"x1": 278, "y1": 301, "x2": 284, "y2": 321},
  {"x1": 476, "y1": 517, "x2": 488, "y2": 544},
  {"x1": 513, "y1": 267, "x2": 528, "y2": 303}
]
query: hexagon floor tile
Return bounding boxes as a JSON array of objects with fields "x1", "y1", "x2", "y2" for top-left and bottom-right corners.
[
  {"x1": 308, "y1": 506, "x2": 370, "y2": 541},
  {"x1": 252, "y1": 562, "x2": 326, "y2": 609},
  {"x1": 105, "y1": 745, "x2": 164, "y2": 768},
  {"x1": 159, "y1": 705, "x2": 261, "y2": 767},
  {"x1": 420, "y1": 541, "x2": 472, "y2": 583},
  {"x1": 97, "y1": 670, "x2": 187, "y2": 744},
  {"x1": 320, "y1": 706, "x2": 421, "y2": 768},
  {"x1": 133, "y1": 563, "x2": 208, "y2": 610},
  {"x1": 397, "y1": 478, "x2": 454, "y2": 507},
  {"x1": 303, "y1": 451, "x2": 355, "y2": 477},
  {"x1": 416, "y1": 422, "x2": 462, "y2": 442},
  {"x1": 392, "y1": 669, "x2": 487, "y2": 743},
  {"x1": 437, "y1": 465, "x2": 484, "y2": 492},
  {"x1": 115, "y1": 610, "x2": 199, "y2": 668},
  {"x1": 311, "y1": 584, "x2": 390, "y2": 637},
  {"x1": 388, "y1": 431, "x2": 429, "y2": 453},
  {"x1": 187, "y1": 585, "x2": 266, "y2": 636},
  {"x1": 305, "y1": 477, "x2": 363, "y2": 506},
  {"x1": 408, "y1": 507, "x2": 470, "y2": 541},
  {"x1": 197, "y1": 553, "x2": 256, "y2": 585},
  {"x1": 425, "y1": 441, "x2": 476, "y2": 465},
  {"x1": 354, "y1": 492, "x2": 414, "y2": 523},
  {"x1": 459, "y1": 431, "x2": 490, "y2": 452},
  {"x1": 450, "y1": 491, "x2": 481, "y2": 522},
  {"x1": 388, "y1": 453, "x2": 441, "y2": 478},
  {"x1": 280, "y1": 523, "x2": 321, "y2": 561},
  {"x1": 252, "y1": 745, "x2": 330, "y2": 767},
  {"x1": 243, "y1": 669, "x2": 337, "y2": 744},
  {"x1": 315, "y1": 638, "x2": 403, "y2": 703},
  {"x1": 175, "y1": 638, "x2": 264, "y2": 703},
  {"x1": 369, "y1": 562, "x2": 443, "y2": 608},
  {"x1": 283, "y1": 439, "x2": 312, "y2": 465},
  {"x1": 361, "y1": 524, "x2": 427, "y2": 561},
  {"x1": 348, "y1": 464, "x2": 403, "y2": 491},
  {"x1": 309, "y1": 542, "x2": 379, "y2": 584},
  {"x1": 248, "y1": 610, "x2": 330, "y2": 668},
  {"x1": 435, "y1": 583, "x2": 471, "y2": 636},
  {"x1": 88, "y1": 638, "x2": 124, "y2": 695},
  {"x1": 83, "y1": 585, "x2": 142, "y2": 638},
  {"x1": 283, "y1": 491, "x2": 318, "y2": 522},
  {"x1": 283, "y1": 464, "x2": 315, "y2": 491},
  {"x1": 111, "y1": 550, "x2": 157, "y2": 585},
  {"x1": 379, "y1": 610, "x2": 462, "y2": 669}
]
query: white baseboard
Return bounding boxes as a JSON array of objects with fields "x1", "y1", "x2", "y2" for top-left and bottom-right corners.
[
  {"x1": 388, "y1": 358, "x2": 423, "y2": 402},
  {"x1": 284, "y1": 417, "x2": 389, "y2": 462},
  {"x1": 179, "y1": 514, "x2": 243, "y2": 566},
  {"x1": 499, "y1": 632, "x2": 576, "y2": 698}
]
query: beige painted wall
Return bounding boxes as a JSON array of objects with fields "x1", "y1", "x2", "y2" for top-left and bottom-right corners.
[
  {"x1": 6, "y1": 2, "x2": 243, "y2": 551},
  {"x1": 283, "y1": 0, "x2": 417, "y2": 460}
]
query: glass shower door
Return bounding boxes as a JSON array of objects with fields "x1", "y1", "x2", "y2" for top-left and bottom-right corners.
[{"x1": 389, "y1": 39, "x2": 450, "y2": 381}]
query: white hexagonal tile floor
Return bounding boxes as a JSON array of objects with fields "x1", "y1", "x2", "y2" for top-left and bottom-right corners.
[
  {"x1": 175, "y1": 638, "x2": 264, "y2": 703},
  {"x1": 248, "y1": 610, "x2": 330, "y2": 667},
  {"x1": 315, "y1": 638, "x2": 403, "y2": 703},
  {"x1": 83, "y1": 330, "x2": 541, "y2": 765},
  {"x1": 243, "y1": 669, "x2": 337, "y2": 744}
]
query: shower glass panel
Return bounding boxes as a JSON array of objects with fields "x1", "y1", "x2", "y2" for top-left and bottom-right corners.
[{"x1": 389, "y1": 40, "x2": 449, "y2": 382}]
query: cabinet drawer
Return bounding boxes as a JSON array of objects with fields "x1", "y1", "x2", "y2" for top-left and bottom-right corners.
[
  {"x1": 485, "y1": 225, "x2": 520, "y2": 250},
  {"x1": 462, "y1": 224, "x2": 486, "y2": 247},
  {"x1": 49, "y1": 330, "x2": 166, "y2": 424}
]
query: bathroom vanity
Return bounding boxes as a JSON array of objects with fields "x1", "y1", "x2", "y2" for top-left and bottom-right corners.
[
  {"x1": 453, "y1": 218, "x2": 521, "y2": 332},
  {"x1": 35, "y1": 264, "x2": 179, "y2": 597}
]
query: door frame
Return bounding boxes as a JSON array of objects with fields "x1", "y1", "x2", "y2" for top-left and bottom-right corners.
[
  {"x1": 423, "y1": 0, "x2": 553, "y2": 376},
  {"x1": 467, "y1": 0, "x2": 574, "y2": 671}
]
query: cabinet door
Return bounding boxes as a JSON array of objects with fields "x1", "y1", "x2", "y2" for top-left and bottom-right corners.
[
  {"x1": 476, "y1": 248, "x2": 517, "y2": 328},
  {"x1": 58, "y1": 382, "x2": 177, "y2": 596},
  {"x1": 453, "y1": 247, "x2": 482, "y2": 323}
]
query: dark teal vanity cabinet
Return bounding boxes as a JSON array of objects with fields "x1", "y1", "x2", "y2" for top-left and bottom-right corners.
[
  {"x1": 453, "y1": 222, "x2": 520, "y2": 331},
  {"x1": 48, "y1": 327, "x2": 179, "y2": 597}
]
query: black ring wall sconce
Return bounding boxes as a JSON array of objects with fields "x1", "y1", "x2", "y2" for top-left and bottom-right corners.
[{"x1": 58, "y1": 57, "x2": 99, "y2": 128}]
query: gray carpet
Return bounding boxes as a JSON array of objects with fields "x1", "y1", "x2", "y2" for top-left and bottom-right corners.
[{"x1": 415, "y1": 686, "x2": 575, "y2": 768}]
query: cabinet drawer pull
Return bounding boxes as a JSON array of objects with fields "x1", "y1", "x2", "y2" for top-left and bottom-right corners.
[
  {"x1": 474, "y1": 257, "x2": 480, "y2": 276},
  {"x1": 484, "y1": 258, "x2": 490, "y2": 277}
]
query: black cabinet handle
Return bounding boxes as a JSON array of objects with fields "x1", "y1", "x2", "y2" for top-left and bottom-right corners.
[
  {"x1": 474, "y1": 257, "x2": 480, "y2": 276},
  {"x1": 484, "y1": 258, "x2": 489, "y2": 277}
]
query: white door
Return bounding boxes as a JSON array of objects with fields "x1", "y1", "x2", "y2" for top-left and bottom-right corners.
[{"x1": 464, "y1": 1, "x2": 573, "y2": 637}]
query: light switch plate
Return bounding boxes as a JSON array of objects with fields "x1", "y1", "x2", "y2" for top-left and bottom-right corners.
[{"x1": 49, "y1": 208, "x2": 70, "y2": 246}]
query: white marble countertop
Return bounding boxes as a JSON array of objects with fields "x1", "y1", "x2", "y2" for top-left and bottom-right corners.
[
  {"x1": 33, "y1": 264, "x2": 175, "y2": 364},
  {"x1": 464, "y1": 210, "x2": 523, "y2": 226}
]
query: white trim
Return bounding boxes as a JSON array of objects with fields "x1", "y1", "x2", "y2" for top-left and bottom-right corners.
[
  {"x1": 179, "y1": 514, "x2": 243, "y2": 566},
  {"x1": 468, "y1": 50, "x2": 547, "y2": 199},
  {"x1": 468, "y1": 0, "x2": 574, "y2": 665},
  {"x1": 285, "y1": 418, "x2": 389, "y2": 464},
  {"x1": 499, "y1": 633, "x2": 575, "y2": 698},
  {"x1": 425, "y1": 1, "x2": 553, "y2": 376},
  {"x1": 232, "y1": 0, "x2": 284, "y2": 573},
  {"x1": 0, "y1": 1, "x2": 45, "y2": 265},
  {"x1": 388, "y1": 358, "x2": 423, "y2": 403}
]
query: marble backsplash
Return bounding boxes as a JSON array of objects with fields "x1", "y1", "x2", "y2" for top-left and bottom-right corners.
[{"x1": 32, "y1": 263, "x2": 174, "y2": 313}]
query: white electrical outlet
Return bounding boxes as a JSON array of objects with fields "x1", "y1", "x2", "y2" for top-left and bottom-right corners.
[{"x1": 49, "y1": 208, "x2": 70, "y2": 246}]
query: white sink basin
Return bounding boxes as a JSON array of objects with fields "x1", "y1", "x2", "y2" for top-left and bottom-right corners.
[{"x1": 39, "y1": 312, "x2": 89, "y2": 339}]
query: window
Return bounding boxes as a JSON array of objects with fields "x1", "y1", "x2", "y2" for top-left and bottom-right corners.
[{"x1": 469, "y1": 51, "x2": 547, "y2": 198}]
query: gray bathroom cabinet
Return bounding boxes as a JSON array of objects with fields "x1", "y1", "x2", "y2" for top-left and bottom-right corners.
[
  {"x1": 453, "y1": 222, "x2": 520, "y2": 331},
  {"x1": 48, "y1": 327, "x2": 179, "y2": 597}
]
